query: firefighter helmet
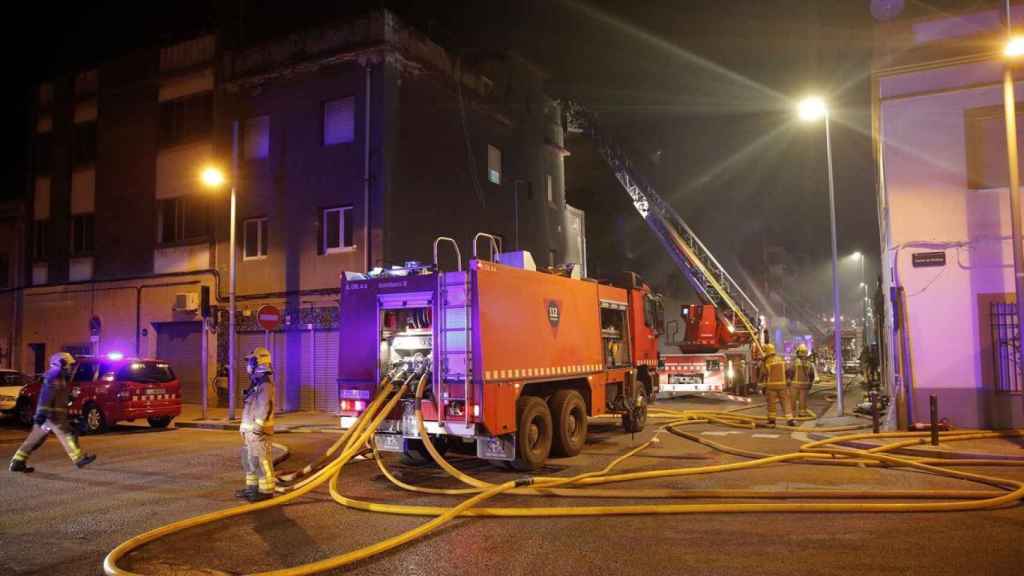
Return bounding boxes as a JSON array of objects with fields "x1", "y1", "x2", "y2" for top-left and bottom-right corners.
[
  {"x1": 763, "y1": 343, "x2": 776, "y2": 356},
  {"x1": 796, "y1": 343, "x2": 809, "y2": 357},
  {"x1": 246, "y1": 347, "x2": 272, "y2": 376},
  {"x1": 49, "y1": 352, "x2": 76, "y2": 371}
]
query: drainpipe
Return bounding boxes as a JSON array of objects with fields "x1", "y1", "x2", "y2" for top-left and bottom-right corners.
[{"x1": 364, "y1": 64, "x2": 373, "y2": 273}]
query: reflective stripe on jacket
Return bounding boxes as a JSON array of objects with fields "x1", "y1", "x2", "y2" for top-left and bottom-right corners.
[
  {"x1": 790, "y1": 358, "x2": 815, "y2": 388},
  {"x1": 761, "y1": 355, "x2": 788, "y2": 389},
  {"x1": 35, "y1": 366, "x2": 70, "y2": 425}
]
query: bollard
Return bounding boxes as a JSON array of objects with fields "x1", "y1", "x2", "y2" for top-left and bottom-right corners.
[
  {"x1": 870, "y1": 390, "x2": 880, "y2": 434},
  {"x1": 929, "y1": 394, "x2": 939, "y2": 446}
]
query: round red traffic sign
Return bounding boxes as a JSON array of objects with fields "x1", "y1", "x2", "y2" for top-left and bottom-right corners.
[{"x1": 256, "y1": 305, "x2": 282, "y2": 331}]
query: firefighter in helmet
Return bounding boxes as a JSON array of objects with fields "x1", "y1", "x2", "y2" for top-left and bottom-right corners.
[
  {"x1": 788, "y1": 343, "x2": 817, "y2": 417},
  {"x1": 9, "y1": 353, "x2": 96, "y2": 473},
  {"x1": 759, "y1": 343, "x2": 796, "y2": 427},
  {"x1": 237, "y1": 347, "x2": 276, "y2": 502}
]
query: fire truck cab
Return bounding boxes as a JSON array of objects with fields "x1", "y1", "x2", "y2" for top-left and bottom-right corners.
[{"x1": 337, "y1": 235, "x2": 662, "y2": 471}]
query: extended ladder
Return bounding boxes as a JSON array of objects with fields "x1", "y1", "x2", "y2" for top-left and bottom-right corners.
[{"x1": 564, "y1": 101, "x2": 763, "y2": 351}]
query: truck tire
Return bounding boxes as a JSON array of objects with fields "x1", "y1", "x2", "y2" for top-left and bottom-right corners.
[
  {"x1": 147, "y1": 416, "x2": 173, "y2": 429},
  {"x1": 511, "y1": 395, "x2": 553, "y2": 471},
  {"x1": 549, "y1": 389, "x2": 587, "y2": 457},
  {"x1": 622, "y1": 389, "x2": 648, "y2": 433},
  {"x1": 80, "y1": 403, "x2": 107, "y2": 435},
  {"x1": 400, "y1": 436, "x2": 449, "y2": 466}
]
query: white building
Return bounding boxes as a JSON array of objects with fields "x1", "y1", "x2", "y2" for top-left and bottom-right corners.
[{"x1": 874, "y1": 5, "x2": 1024, "y2": 428}]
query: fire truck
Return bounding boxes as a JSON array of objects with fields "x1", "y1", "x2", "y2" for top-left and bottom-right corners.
[
  {"x1": 337, "y1": 237, "x2": 662, "y2": 471},
  {"x1": 337, "y1": 101, "x2": 762, "y2": 469}
]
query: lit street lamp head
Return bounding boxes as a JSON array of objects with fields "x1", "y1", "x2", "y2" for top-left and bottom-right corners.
[
  {"x1": 1005, "y1": 36, "x2": 1024, "y2": 58},
  {"x1": 797, "y1": 96, "x2": 827, "y2": 122},
  {"x1": 200, "y1": 166, "x2": 227, "y2": 189},
  {"x1": 851, "y1": 251, "x2": 862, "y2": 259}
]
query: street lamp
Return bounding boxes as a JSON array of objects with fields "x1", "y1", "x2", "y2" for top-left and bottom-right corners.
[
  {"x1": 199, "y1": 122, "x2": 240, "y2": 421},
  {"x1": 851, "y1": 251, "x2": 869, "y2": 347},
  {"x1": 1002, "y1": 4, "x2": 1024, "y2": 381},
  {"x1": 798, "y1": 95, "x2": 844, "y2": 414}
]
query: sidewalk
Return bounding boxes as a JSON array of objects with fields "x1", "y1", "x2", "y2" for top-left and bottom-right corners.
[{"x1": 174, "y1": 404, "x2": 342, "y2": 433}]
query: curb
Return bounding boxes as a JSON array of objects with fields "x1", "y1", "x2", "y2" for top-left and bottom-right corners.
[
  {"x1": 174, "y1": 421, "x2": 342, "y2": 434},
  {"x1": 806, "y1": 432, "x2": 1024, "y2": 461}
]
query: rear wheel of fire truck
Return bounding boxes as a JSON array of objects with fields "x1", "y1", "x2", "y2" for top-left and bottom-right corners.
[
  {"x1": 549, "y1": 389, "x2": 587, "y2": 457},
  {"x1": 622, "y1": 389, "x2": 648, "y2": 433},
  {"x1": 147, "y1": 416, "x2": 173, "y2": 429},
  {"x1": 400, "y1": 436, "x2": 449, "y2": 466},
  {"x1": 80, "y1": 403, "x2": 107, "y2": 435},
  {"x1": 511, "y1": 395, "x2": 553, "y2": 471}
]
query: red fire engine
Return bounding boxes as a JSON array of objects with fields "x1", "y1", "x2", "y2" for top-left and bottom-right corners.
[{"x1": 337, "y1": 236, "x2": 663, "y2": 471}]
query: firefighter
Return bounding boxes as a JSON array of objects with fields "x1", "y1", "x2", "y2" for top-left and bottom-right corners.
[
  {"x1": 236, "y1": 347, "x2": 276, "y2": 502},
  {"x1": 788, "y1": 343, "x2": 817, "y2": 417},
  {"x1": 9, "y1": 353, "x2": 96, "y2": 473},
  {"x1": 759, "y1": 343, "x2": 795, "y2": 427}
]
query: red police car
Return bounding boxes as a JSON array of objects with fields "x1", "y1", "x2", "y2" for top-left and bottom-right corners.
[{"x1": 17, "y1": 353, "x2": 182, "y2": 434}]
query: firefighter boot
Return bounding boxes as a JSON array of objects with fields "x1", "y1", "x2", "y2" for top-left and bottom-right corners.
[
  {"x1": 246, "y1": 491, "x2": 274, "y2": 503},
  {"x1": 9, "y1": 459, "x2": 34, "y2": 473},
  {"x1": 235, "y1": 486, "x2": 257, "y2": 499},
  {"x1": 74, "y1": 454, "x2": 96, "y2": 469},
  {"x1": 765, "y1": 419, "x2": 776, "y2": 428}
]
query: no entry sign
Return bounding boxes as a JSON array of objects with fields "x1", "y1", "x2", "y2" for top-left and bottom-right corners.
[{"x1": 256, "y1": 305, "x2": 282, "y2": 331}]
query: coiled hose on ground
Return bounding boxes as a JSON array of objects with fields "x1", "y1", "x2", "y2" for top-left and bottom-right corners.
[{"x1": 104, "y1": 372, "x2": 1024, "y2": 576}]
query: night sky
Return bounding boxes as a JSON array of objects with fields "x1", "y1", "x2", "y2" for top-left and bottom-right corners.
[{"x1": 3, "y1": 0, "x2": 994, "y2": 321}]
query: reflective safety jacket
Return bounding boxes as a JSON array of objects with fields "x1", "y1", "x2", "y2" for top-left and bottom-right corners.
[
  {"x1": 789, "y1": 358, "x2": 816, "y2": 389},
  {"x1": 760, "y1": 354, "x2": 788, "y2": 390},
  {"x1": 240, "y1": 370, "x2": 275, "y2": 434},
  {"x1": 35, "y1": 366, "x2": 70, "y2": 425}
]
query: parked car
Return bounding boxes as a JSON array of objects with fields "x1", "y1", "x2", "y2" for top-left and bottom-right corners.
[
  {"x1": 0, "y1": 369, "x2": 36, "y2": 425},
  {"x1": 18, "y1": 354, "x2": 182, "y2": 434}
]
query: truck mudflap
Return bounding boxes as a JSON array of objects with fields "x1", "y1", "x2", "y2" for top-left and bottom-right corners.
[{"x1": 477, "y1": 434, "x2": 515, "y2": 461}]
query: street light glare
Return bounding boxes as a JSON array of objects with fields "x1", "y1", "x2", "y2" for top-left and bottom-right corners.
[
  {"x1": 797, "y1": 96, "x2": 827, "y2": 121},
  {"x1": 851, "y1": 251, "x2": 862, "y2": 259},
  {"x1": 200, "y1": 166, "x2": 226, "y2": 188},
  {"x1": 1005, "y1": 36, "x2": 1024, "y2": 58}
]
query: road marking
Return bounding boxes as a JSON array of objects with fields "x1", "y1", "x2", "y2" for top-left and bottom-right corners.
[
  {"x1": 751, "y1": 433, "x2": 781, "y2": 439},
  {"x1": 701, "y1": 431, "x2": 741, "y2": 436}
]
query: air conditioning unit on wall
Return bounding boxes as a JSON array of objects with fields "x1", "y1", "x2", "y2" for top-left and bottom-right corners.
[{"x1": 173, "y1": 292, "x2": 199, "y2": 312}]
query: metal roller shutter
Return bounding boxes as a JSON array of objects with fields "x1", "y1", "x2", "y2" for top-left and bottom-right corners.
[
  {"x1": 314, "y1": 329, "x2": 339, "y2": 413},
  {"x1": 155, "y1": 321, "x2": 203, "y2": 404}
]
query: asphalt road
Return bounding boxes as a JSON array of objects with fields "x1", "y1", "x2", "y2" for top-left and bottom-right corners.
[{"x1": 1, "y1": 392, "x2": 1022, "y2": 576}]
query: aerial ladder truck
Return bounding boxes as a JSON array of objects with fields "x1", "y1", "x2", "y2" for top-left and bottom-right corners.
[{"x1": 562, "y1": 102, "x2": 766, "y2": 396}]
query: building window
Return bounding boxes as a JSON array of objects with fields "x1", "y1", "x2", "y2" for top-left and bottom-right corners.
[
  {"x1": 487, "y1": 144, "x2": 502, "y2": 185},
  {"x1": 243, "y1": 218, "x2": 269, "y2": 260},
  {"x1": 244, "y1": 115, "x2": 270, "y2": 160},
  {"x1": 70, "y1": 214, "x2": 95, "y2": 256},
  {"x1": 73, "y1": 121, "x2": 97, "y2": 167},
  {"x1": 159, "y1": 92, "x2": 213, "y2": 148},
  {"x1": 34, "y1": 134, "x2": 52, "y2": 174},
  {"x1": 0, "y1": 254, "x2": 8, "y2": 289},
  {"x1": 965, "y1": 105, "x2": 1024, "y2": 189},
  {"x1": 321, "y1": 206, "x2": 354, "y2": 254},
  {"x1": 157, "y1": 196, "x2": 209, "y2": 244},
  {"x1": 546, "y1": 173, "x2": 554, "y2": 205},
  {"x1": 323, "y1": 97, "x2": 355, "y2": 146},
  {"x1": 32, "y1": 221, "x2": 49, "y2": 261}
]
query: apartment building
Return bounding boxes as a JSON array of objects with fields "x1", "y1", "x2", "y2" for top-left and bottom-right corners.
[
  {"x1": 12, "y1": 11, "x2": 584, "y2": 412},
  {"x1": 873, "y1": 5, "x2": 1024, "y2": 428}
]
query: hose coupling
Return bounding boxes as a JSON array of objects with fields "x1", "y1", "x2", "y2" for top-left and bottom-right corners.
[{"x1": 514, "y1": 477, "x2": 535, "y2": 487}]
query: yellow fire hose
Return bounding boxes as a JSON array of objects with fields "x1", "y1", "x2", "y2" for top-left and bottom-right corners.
[{"x1": 104, "y1": 372, "x2": 1024, "y2": 576}]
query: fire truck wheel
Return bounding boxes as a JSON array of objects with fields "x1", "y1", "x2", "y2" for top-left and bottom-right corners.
[
  {"x1": 400, "y1": 436, "x2": 449, "y2": 467},
  {"x1": 80, "y1": 403, "x2": 107, "y2": 435},
  {"x1": 622, "y1": 391, "x2": 648, "y2": 433},
  {"x1": 549, "y1": 389, "x2": 587, "y2": 457},
  {"x1": 511, "y1": 396, "x2": 553, "y2": 471}
]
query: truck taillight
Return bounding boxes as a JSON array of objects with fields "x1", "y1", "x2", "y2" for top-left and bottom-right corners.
[{"x1": 340, "y1": 400, "x2": 366, "y2": 413}]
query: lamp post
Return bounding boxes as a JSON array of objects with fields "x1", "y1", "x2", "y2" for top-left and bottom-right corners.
[
  {"x1": 1002, "y1": 6, "x2": 1024, "y2": 382},
  {"x1": 852, "y1": 251, "x2": 869, "y2": 347},
  {"x1": 200, "y1": 121, "x2": 240, "y2": 420},
  {"x1": 799, "y1": 95, "x2": 844, "y2": 415}
]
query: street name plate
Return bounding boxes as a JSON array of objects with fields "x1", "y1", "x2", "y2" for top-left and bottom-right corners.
[{"x1": 912, "y1": 251, "x2": 946, "y2": 268}]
